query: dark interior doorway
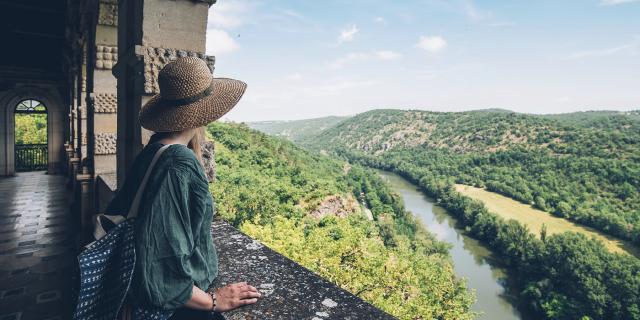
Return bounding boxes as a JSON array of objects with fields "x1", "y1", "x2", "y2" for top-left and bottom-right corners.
[{"x1": 14, "y1": 99, "x2": 48, "y2": 172}]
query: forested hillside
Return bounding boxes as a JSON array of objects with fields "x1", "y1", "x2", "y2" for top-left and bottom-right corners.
[
  {"x1": 303, "y1": 109, "x2": 640, "y2": 244},
  {"x1": 304, "y1": 109, "x2": 640, "y2": 160},
  {"x1": 541, "y1": 110, "x2": 640, "y2": 128},
  {"x1": 245, "y1": 116, "x2": 350, "y2": 143},
  {"x1": 298, "y1": 109, "x2": 640, "y2": 319},
  {"x1": 206, "y1": 122, "x2": 474, "y2": 320}
]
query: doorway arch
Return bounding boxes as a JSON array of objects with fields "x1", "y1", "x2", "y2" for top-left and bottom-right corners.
[
  {"x1": 14, "y1": 99, "x2": 49, "y2": 172},
  {"x1": 0, "y1": 87, "x2": 65, "y2": 176}
]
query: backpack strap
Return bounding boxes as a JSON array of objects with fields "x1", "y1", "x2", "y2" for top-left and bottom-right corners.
[
  {"x1": 86, "y1": 143, "x2": 176, "y2": 246},
  {"x1": 127, "y1": 143, "x2": 175, "y2": 219}
]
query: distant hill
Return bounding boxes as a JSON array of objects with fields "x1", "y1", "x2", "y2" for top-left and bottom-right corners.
[
  {"x1": 539, "y1": 110, "x2": 640, "y2": 128},
  {"x1": 302, "y1": 109, "x2": 640, "y2": 160},
  {"x1": 246, "y1": 115, "x2": 350, "y2": 143}
]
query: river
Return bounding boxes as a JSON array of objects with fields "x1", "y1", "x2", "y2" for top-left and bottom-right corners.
[{"x1": 376, "y1": 170, "x2": 526, "y2": 320}]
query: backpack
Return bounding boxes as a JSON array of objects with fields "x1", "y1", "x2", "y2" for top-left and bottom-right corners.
[{"x1": 74, "y1": 144, "x2": 173, "y2": 320}]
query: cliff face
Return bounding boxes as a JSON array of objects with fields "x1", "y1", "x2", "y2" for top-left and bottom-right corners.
[
  {"x1": 201, "y1": 139, "x2": 216, "y2": 182},
  {"x1": 309, "y1": 195, "x2": 360, "y2": 219}
]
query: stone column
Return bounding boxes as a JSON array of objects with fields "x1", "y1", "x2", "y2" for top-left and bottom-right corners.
[
  {"x1": 92, "y1": 0, "x2": 119, "y2": 175},
  {"x1": 75, "y1": 48, "x2": 84, "y2": 163},
  {"x1": 77, "y1": 166, "x2": 95, "y2": 244},
  {"x1": 113, "y1": 0, "x2": 216, "y2": 188}
]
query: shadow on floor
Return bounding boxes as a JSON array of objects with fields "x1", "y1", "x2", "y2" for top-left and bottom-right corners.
[{"x1": 0, "y1": 172, "x2": 78, "y2": 320}]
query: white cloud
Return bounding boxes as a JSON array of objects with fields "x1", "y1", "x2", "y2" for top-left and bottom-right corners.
[
  {"x1": 600, "y1": 0, "x2": 640, "y2": 5},
  {"x1": 338, "y1": 24, "x2": 359, "y2": 44},
  {"x1": 488, "y1": 21, "x2": 516, "y2": 27},
  {"x1": 374, "y1": 17, "x2": 386, "y2": 24},
  {"x1": 260, "y1": 8, "x2": 322, "y2": 33},
  {"x1": 241, "y1": 77, "x2": 380, "y2": 106},
  {"x1": 285, "y1": 73, "x2": 303, "y2": 81},
  {"x1": 462, "y1": 1, "x2": 514, "y2": 27},
  {"x1": 279, "y1": 9, "x2": 305, "y2": 20},
  {"x1": 328, "y1": 50, "x2": 402, "y2": 69},
  {"x1": 567, "y1": 42, "x2": 638, "y2": 59},
  {"x1": 208, "y1": 1, "x2": 250, "y2": 29},
  {"x1": 416, "y1": 36, "x2": 447, "y2": 53},
  {"x1": 329, "y1": 52, "x2": 370, "y2": 69},
  {"x1": 374, "y1": 50, "x2": 402, "y2": 60},
  {"x1": 206, "y1": 1, "x2": 249, "y2": 56},
  {"x1": 206, "y1": 29, "x2": 240, "y2": 56},
  {"x1": 464, "y1": 0, "x2": 492, "y2": 22},
  {"x1": 313, "y1": 79, "x2": 380, "y2": 96}
]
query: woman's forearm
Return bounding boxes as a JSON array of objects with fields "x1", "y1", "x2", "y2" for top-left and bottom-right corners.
[
  {"x1": 184, "y1": 282, "x2": 261, "y2": 312},
  {"x1": 184, "y1": 286, "x2": 214, "y2": 311}
]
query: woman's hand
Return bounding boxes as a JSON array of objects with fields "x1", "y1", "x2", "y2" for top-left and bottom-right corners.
[{"x1": 213, "y1": 282, "x2": 261, "y2": 312}]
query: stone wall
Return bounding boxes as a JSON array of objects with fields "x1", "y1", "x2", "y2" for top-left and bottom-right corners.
[
  {"x1": 141, "y1": 0, "x2": 210, "y2": 53},
  {"x1": 210, "y1": 220, "x2": 395, "y2": 320}
]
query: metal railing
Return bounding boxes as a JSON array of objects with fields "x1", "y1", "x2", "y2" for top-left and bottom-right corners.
[{"x1": 15, "y1": 144, "x2": 48, "y2": 172}]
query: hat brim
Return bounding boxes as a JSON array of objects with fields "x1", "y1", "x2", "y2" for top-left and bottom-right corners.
[{"x1": 139, "y1": 78, "x2": 247, "y2": 132}]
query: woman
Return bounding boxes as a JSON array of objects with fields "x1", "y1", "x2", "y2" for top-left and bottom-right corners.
[{"x1": 105, "y1": 57, "x2": 260, "y2": 319}]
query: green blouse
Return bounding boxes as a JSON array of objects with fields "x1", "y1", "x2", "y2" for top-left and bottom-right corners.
[{"x1": 106, "y1": 142, "x2": 218, "y2": 310}]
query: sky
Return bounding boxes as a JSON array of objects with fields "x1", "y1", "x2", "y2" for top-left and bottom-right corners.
[{"x1": 205, "y1": 0, "x2": 640, "y2": 122}]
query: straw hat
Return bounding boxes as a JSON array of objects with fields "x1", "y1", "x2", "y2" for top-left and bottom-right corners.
[{"x1": 139, "y1": 57, "x2": 247, "y2": 132}]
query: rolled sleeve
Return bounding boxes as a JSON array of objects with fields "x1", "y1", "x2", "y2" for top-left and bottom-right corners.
[
  {"x1": 124, "y1": 144, "x2": 218, "y2": 310},
  {"x1": 139, "y1": 167, "x2": 197, "y2": 309}
]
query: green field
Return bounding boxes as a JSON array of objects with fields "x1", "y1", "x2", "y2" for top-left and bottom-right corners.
[{"x1": 455, "y1": 184, "x2": 640, "y2": 258}]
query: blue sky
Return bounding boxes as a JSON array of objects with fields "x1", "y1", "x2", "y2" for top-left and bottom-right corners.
[{"x1": 206, "y1": 0, "x2": 640, "y2": 122}]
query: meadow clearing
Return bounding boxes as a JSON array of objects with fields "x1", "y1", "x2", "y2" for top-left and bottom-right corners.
[{"x1": 455, "y1": 184, "x2": 639, "y2": 258}]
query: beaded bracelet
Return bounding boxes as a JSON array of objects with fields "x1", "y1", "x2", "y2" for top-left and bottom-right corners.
[{"x1": 208, "y1": 290, "x2": 217, "y2": 312}]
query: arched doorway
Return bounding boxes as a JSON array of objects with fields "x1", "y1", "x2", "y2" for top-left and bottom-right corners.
[{"x1": 14, "y1": 99, "x2": 48, "y2": 172}]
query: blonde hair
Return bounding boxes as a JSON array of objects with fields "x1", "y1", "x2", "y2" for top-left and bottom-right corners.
[
  {"x1": 150, "y1": 127, "x2": 206, "y2": 167},
  {"x1": 187, "y1": 127, "x2": 206, "y2": 167}
]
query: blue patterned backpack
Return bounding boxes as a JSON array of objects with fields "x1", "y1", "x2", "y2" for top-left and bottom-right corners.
[{"x1": 75, "y1": 144, "x2": 173, "y2": 320}]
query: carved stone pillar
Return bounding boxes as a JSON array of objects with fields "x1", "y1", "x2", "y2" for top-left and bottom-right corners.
[
  {"x1": 113, "y1": 0, "x2": 216, "y2": 188},
  {"x1": 77, "y1": 166, "x2": 95, "y2": 244},
  {"x1": 92, "y1": 0, "x2": 120, "y2": 176},
  {"x1": 66, "y1": 145, "x2": 74, "y2": 177},
  {"x1": 69, "y1": 156, "x2": 81, "y2": 189},
  {"x1": 63, "y1": 143, "x2": 71, "y2": 174}
]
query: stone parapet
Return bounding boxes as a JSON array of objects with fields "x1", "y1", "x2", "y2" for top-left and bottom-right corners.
[{"x1": 210, "y1": 220, "x2": 395, "y2": 320}]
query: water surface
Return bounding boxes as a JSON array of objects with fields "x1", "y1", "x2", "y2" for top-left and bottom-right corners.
[{"x1": 377, "y1": 170, "x2": 524, "y2": 320}]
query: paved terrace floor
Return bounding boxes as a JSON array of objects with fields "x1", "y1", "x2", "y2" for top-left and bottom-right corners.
[
  {"x1": 0, "y1": 172, "x2": 76, "y2": 320},
  {"x1": 0, "y1": 172, "x2": 394, "y2": 320}
]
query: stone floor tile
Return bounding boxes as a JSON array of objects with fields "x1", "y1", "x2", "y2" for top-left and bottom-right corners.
[{"x1": 0, "y1": 172, "x2": 75, "y2": 320}]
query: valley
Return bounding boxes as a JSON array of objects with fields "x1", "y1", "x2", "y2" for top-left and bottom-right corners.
[{"x1": 248, "y1": 108, "x2": 640, "y2": 320}]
